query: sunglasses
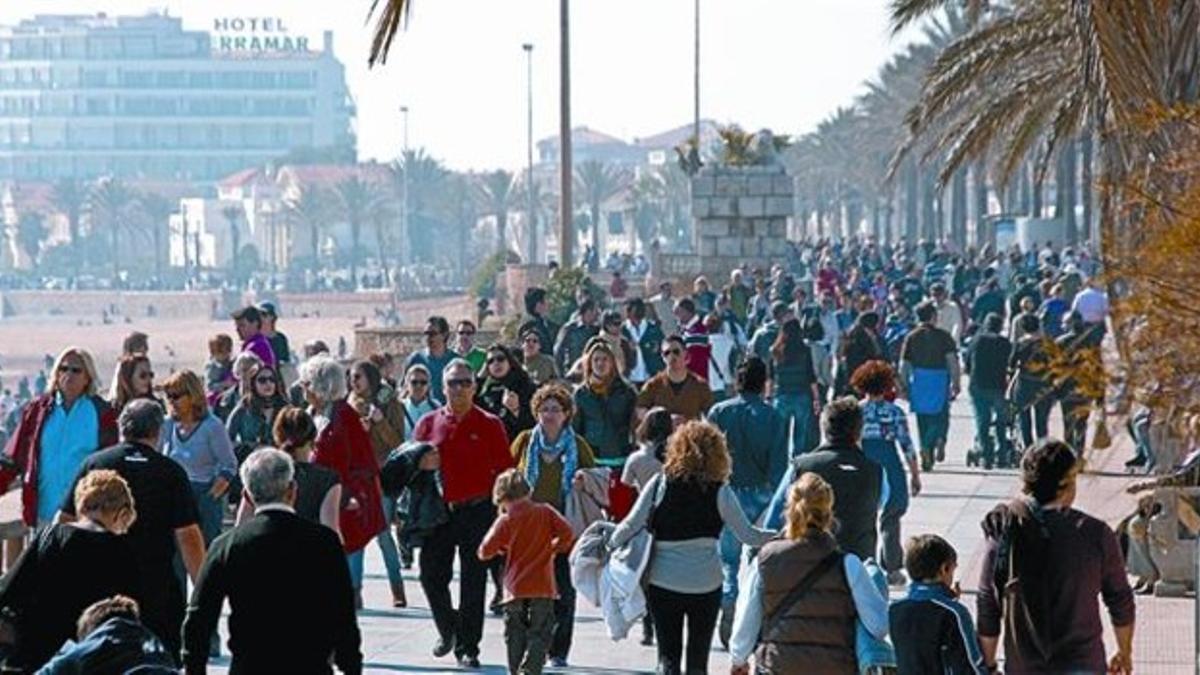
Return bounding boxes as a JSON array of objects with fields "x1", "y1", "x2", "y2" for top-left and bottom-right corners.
[
  {"x1": 137, "y1": 371, "x2": 155, "y2": 380},
  {"x1": 166, "y1": 391, "x2": 187, "y2": 401},
  {"x1": 254, "y1": 376, "x2": 276, "y2": 384},
  {"x1": 58, "y1": 365, "x2": 84, "y2": 374},
  {"x1": 409, "y1": 379, "x2": 429, "y2": 386},
  {"x1": 487, "y1": 356, "x2": 507, "y2": 365},
  {"x1": 522, "y1": 336, "x2": 540, "y2": 343},
  {"x1": 661, "y1": 348, "x2": 682, "y2": 357},
  {"x1": 445, "y1": 378, "x2": 474, "y2": 389}
]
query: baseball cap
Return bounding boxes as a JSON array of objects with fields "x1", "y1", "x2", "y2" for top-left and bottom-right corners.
[{"x1": 258, "y1": 301, "x2": 278, "y2": 317}]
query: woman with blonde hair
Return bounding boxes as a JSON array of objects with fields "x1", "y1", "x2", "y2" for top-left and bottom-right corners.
[
  {"x1": 161, "y1": 370, "x2": 238, "y2": 547},
  {"x1": 0, "y1": 469, "x2": 139, "y2": 670},
  {"x1": 611, "y1": 420, "x2": 773, "y2": 675},
  {"x1": 108, "y1": 353, "x2": 158, "y2": 415},
  {"x1": 0, "y1": 347, "x2": 118, "y2": 528},
  {"x1": 729, "y1": 472, "x2": 889, "y2": 675}
]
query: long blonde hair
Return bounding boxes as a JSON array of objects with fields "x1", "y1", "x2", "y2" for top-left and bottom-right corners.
[
  {"x1": 663, "y1": 421, "x2": 731, "y2": 484},
  {"x1": 786, "y1": 472, "x2": 835, "y2": 540},
  {"x1": 49, "y1": 347, "x2": 101, "y2": 397}
]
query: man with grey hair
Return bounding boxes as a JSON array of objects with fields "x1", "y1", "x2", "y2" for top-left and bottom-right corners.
[
  {"x1": 57, "y1": 398, "x2": 205, "y2": 664},
  {"x1": 412, "y1": 358, "x2": 513, "y2": 668},
  {"x1": 183, "y1": 448, "x2": 362, "y2": 674}
]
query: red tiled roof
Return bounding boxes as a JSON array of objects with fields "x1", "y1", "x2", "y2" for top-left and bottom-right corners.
[{"x1": 218, "y1": 167, "x2": 264, "y2": 189}]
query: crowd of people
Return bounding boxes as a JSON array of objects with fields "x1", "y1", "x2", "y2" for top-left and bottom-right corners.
[{"x1": 0, "y1": 235, "x2": 1144, "y2": 675}]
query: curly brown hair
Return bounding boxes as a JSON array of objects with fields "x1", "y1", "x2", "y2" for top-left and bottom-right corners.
[
  {"x1": 531, "y1": 382, "x2": 575, "y2": 418},
  {"x1": 663, "y1": 420, "x2": 731, "y2": 483},
  {"x1": 850, "y1": 359, "x2": 896, "y2": 397}
]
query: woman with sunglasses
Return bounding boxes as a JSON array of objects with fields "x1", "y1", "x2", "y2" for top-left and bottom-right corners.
[
  {"x1": 519, "y1": 327, "x2": 559, "y2": 386},
  {"x1": 508, "y1": 382, "x2": 596, "y2": 668},
  {"x1": 226, "y1": 363, "x2": 288, "y2": 461},
  {"x1": 161, "y1": 370, "x2": 238, "y2": 547},
  {"x1": 0, "y1": 347, "x2": 118, "y2": 529},
  {"x1": 347, "y1": 359, "x2": 408, "y2": 608},
  {"x1": 108, "y1": 353, "x2": 159, "y2": 415},
  {"x1": 474, "y1": 344, "x2": 537, "y2": 442}
]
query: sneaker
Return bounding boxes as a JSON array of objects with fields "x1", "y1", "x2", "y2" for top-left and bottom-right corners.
[
  {"x1": 456, "y1": 654, "x2": 481, "y2": 669},
  {"x1": 548, "y1": 657, "x2": 568, "y2": 668}
]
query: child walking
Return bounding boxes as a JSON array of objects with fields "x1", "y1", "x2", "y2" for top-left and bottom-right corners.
[
  {"x1": 889, "y1": 534, "x2": 990, "y2": 674},
  {"x1": 478, "y1": 469, "x2": 576, "y2": 675}
]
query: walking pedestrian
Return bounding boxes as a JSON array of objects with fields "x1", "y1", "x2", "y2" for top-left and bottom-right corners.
[
  {"x1": 729, "y1": 472, "x2": 888, "y2": 675},
  {"x1": 610, "y1": 421, "x2": 774, "y2": 675},
  {"x1": 851, "y1": 361, "x2": 922, "y2": 583},
  {"x1": 636, "y1": 335, "x2": 714, "y2": 423},
  {"x1": 182, "y1": 449, "x2": 362, "y2": 674},
  {"x1": 405, "y1": 316, "x2": 460, "y2": 405},
  {"x1": 966, "y1": 313, "x2": 1014, "y2": 468},
  {"x1": 769, "y1": 318, "x2": 821, "y2": 456},
  {"x1": 411, "y1": 359, "x2": 514, "y2": 668},
  {"x1": 706, "y1": 356, "x2": 788, "y2": 647},
  {"x1": 899, "y1": 302, "x2": 960, "y2": 471}
]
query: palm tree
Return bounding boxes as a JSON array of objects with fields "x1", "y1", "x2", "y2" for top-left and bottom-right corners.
[
  {"x1": 283, "y1": 186, "x2": 331, "y2": 268},
  {"x1": 515, "y1": 176, "x2": 553, "y2": 263},
  {"x1": 474, "y1": 170, "x2": 516, "y2": 256},
  {"x1": 628, "y1": 172, "x2": 666, "y2": 255},
  {"x1": 369, "y1": 198, "x2": 398, "y2": 283},
  {"x1": 333, "y1": 176, "x2": 383, "y2": 287},
  {"x1": 390, "y1": 148, "x2": 449, "y2": 262},
  {"x1": 573, "y1": 160, "x2": 629, "y2": 252},
  {"x1": 221, "y1": 205, "x2": 244, "y2": 288},
  {"x1": 52, "y1": 178, "x2": 86, "y2": 259},
  {"x1": 15, "y1": 211, "x2": 47, "y2": 271},
  {"x1": 87, "y1": 178, "x2": 138, "y2": 279},
  {"x1": 138, "y1": 193, "x2": 174, "y2": 281}
]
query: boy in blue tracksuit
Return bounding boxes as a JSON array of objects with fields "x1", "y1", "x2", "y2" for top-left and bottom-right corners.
[{"x1": 889, "y1": 534, "x2": 991, "y2": 674}]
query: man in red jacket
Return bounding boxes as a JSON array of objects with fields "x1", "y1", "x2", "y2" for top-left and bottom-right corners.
[{"x1": 413, "y1": 359, "x2": 514, "y2": 669}]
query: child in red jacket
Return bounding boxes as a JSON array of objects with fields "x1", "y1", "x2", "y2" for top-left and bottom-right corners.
[{"x1": 478, "y1": 469, "x2": 575, "y2": 675}]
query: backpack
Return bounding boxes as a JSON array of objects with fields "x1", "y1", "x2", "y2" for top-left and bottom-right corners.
[{"x1": 992, "y1": 500, "x2": 1056, "y2": 664}]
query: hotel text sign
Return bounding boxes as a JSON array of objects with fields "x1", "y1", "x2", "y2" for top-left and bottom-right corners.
[{"x1": 213, "y1": 18, "x2": 309, "y2": 53}]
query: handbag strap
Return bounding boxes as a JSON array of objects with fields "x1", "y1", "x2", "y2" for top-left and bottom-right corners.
[{"x1": 761, "y1": 549, "x2": 843, "y2": 639}]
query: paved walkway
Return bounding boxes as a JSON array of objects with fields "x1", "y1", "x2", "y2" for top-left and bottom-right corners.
[{"x1": 206, "y1": 397, "x2": 1193, "y2": 673}]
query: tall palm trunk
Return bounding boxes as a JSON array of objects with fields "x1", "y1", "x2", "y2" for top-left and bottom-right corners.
[
  {"x1": 972, "y1": 160, "x2": 989, "y2": 247},
  {"x1": 1081, "y1": 130, "x2": 1094, "y2": 244},
  {"x1": 950, "y1": 168, "x2": 968, "y2": 247},
  {"x1": 904, "y1": 161, "x2": 919, "y2": 240}
]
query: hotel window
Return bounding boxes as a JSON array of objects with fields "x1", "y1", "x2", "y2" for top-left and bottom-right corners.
[{"x1": 189, "y1": 72, "x2": 213, "y2": 88}]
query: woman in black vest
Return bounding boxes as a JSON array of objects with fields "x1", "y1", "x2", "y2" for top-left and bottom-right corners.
[
  {"x1": 610, "y1": 421, "x2": 774, "y2": 675},
  {"x1": 728, "y1": 472, "x2": 889, "y2": 675}
]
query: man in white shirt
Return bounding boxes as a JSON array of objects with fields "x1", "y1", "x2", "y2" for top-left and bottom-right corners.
[
  {"x1": 931, "y1": 283, "x2": 964, "y2": 343},
  {"x1": 1071, "y1": 279, "x2": 1109, "y2": 346}
]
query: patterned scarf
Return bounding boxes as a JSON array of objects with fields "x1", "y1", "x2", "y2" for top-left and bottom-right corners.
[{"x1": 525, "y1": 424, "x2": 579, "y2": 501}]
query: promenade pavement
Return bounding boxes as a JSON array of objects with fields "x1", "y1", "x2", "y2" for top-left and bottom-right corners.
[{"x1": 206, "y1": 396, "x2": 1193, "y2": 674}]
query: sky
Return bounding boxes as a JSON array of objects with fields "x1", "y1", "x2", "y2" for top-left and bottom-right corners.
[{"x1": 6, "y1": 1, "x2": 919, "y2": 172}]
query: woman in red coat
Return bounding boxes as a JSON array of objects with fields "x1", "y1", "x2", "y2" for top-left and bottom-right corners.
[{"x1": 298, "y1": 354, "x2": 386, "y2": 608}]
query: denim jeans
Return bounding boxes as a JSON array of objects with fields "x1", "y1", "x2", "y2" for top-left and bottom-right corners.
[
  {"x1": 862, "y1": 438, "x2": 908, "y2": 572},
  {"x1": 375, "y1": 495, "x2": 403, "y2": 587},
  {"x1": 346, "y1": 549, "x2": 364, "y2": 591},
  {"x1": 773, "y1": 392, "x2": 813, "y2": 457},
  {"x1": 719, "y1": 485, "x2": 774, "y2": 604},
  {"x1": 970, "y1": 387, "x2": 1012, "y2": 465},
  {"x1": 190, "y1": 481, "x2": 225, "y2": 545}
]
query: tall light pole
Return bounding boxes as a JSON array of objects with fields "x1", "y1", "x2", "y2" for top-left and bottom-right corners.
[
  {"x1": 399, "y1": 104, "x2": 409, "y2": 269},
  {"x1": 522, "y1": 43, "x2": 535, "y2": 264},
  {"x1": 557, "y1": 0, "x2": 573, "y2": 268},
  {"x1": 693, "y1": 0, "x2": 700, "y2": 147}
]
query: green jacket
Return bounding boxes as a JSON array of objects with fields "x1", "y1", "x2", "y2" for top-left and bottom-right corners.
[{"x1": 572, "y1": 379, "x2": 637, "y2": 462}]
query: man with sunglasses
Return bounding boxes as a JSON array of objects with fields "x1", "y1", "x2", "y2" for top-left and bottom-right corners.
[
  {"x1": 411, "y1": 360, "x2": 514, "y2": 669},
  {"x1": 636, "y1": 335, "x2": 714, "y2": 423},
  {"x1": 404, "y1": 316, "x2": 459, "y2": 406},
  {"x1": 454, "y1": 320, "x2": 488, "y2": 374}
]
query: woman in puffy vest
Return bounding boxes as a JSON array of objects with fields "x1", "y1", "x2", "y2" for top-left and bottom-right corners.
[{"x1": 729, "y1": 472, "x2": 889, "y2": 675}]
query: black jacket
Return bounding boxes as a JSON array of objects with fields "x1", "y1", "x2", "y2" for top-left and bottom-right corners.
[
  {"x1": 791, "y1": 443, "x2": 882, "y2": 560},
  {"x1": 622, "y1": 321, "x2": 666, "y2": 380},
  {"x1": 380, "y1": 444, "x2": 449, "y2": 548},
  {"x1": 39, "y1": 617, "x2": 176, "y2": 675},
  {"x1": 182, "y1": 509, "x2": 361, "y2": 675}
]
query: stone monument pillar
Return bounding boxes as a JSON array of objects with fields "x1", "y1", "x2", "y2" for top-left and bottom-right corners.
[{"x1": 690, "y1": 164, "x2": 794, "y2": 279}]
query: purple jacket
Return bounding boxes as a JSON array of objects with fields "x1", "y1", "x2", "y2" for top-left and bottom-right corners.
[{"x1": 242, "y1": 334, "x2": 277, "y2": 369}]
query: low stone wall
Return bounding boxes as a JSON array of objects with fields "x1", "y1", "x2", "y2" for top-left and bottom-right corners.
[
  {"x1": 0, "y1": 290, "x2": 223, "y2": 319},
  {"x1": 258, "y1": 291, "x2": 474, "y2": 322},
  {"x1": 355, "y1": 327, "x2": 501, "y2": 360}
]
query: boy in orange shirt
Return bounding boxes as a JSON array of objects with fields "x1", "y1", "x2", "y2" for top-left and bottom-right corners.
[{"x1": 478, "y1": 469, "x2": 575, "y2": 675}]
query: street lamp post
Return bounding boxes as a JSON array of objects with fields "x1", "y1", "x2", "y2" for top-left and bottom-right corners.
[
  {"x1": 694, "y1": 0, "x2": 700, "y2": 147},
  {"x1": 558, "y1": 0, "x2": 573, "y2": 268},
  {"x1": 523, "y1": 43, "x2": 535, "y2": 264},
  {"x1": 399, "y1": 105, "x2": 409, "y2": 270}
]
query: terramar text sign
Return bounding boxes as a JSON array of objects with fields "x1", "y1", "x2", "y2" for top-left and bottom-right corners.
[{"x1": 214, "y1": 17, "x2": 310, "y2": 53}]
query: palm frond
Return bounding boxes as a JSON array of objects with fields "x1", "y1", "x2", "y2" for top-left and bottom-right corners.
[{"x1": 367, "y1": 0, "x2": 412, "y2": 68}]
